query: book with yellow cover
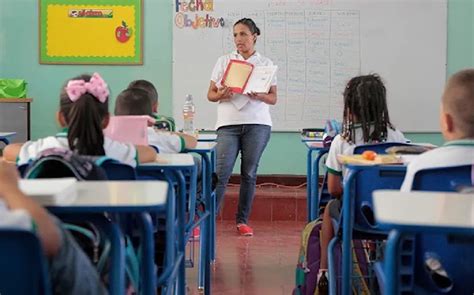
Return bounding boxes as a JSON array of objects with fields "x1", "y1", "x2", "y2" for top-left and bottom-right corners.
[
  {"x1": 221, "y1": 60, "x2": 254, "y2": 94},
  {"x1": 337, "y1": 154, "x2": 402, "y2": 165}
]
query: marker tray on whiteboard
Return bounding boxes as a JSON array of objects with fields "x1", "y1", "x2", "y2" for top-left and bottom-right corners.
[{"x1": 301, "y1": 128, "x2": 325, "y2": 140}]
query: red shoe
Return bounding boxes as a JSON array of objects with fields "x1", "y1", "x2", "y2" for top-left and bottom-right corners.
[
  {"x1": 236, "y1": 223, "x2": 253, "y2": 236},
  {"x1": 192, "y1": 226, "x2": 200, "y2": 240}
]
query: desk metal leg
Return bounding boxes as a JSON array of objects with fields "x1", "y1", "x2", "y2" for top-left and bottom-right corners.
[
  {"x1": 312, "y1": 150, "x2": 328, "y2": 220},
  {"x1": 306, "y1": 149, "x2": 313, "y2": 222},
  {"x1": 210, "y1": 149, "x2": 216, "y2": 262},
  {"x1": 342, "y1": 170, "x2": 356, "y2": 295},
  {"x1": 107, "y1": 221, "x2": 126, "y2": 295},
  {"x1": 198, "y1": 152, "x2": 212, "y2": 294},
  {"x1": 385, "y1": 230, "x2": 402, "y2": 295},
  {"x1": 172, "y1": 170, "x2": 188, "y2": 295},
  {"x1": 156, "y1": 181, "x2": 184, "y2": 294},
  {"x1": 136, "y1": 213, "x2": 156, "y2": 295},
  {"x1": 328, "y1": 236, "x2": 339, "y2": 295},
  {"x1": 311, "y1": 154, "x2": 319, "y2": 221}
]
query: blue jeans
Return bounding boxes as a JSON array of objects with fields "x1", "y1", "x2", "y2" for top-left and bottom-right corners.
[{"x1": 215, "y1": 124, "x2": 271, "y2": 224}]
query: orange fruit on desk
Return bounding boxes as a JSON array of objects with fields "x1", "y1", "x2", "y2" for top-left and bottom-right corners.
[{"x1": 362, "y1": 150, "x2": 377, "y2": 161}]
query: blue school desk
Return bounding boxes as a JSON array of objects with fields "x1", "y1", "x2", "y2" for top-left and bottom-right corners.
[
  {"x1": 0, "y1": 132, "x2": 16, "y2": 145},
  {"x1": 373, "y1": 190, "x2": 474, "y2": 294},
  {"x1": 138, "y1": 153, "x2": 200, "y2": 295},
  {"x1": 44, "y1": 181, "x2": 174, "y2": 295},
  {"x1": 197, "y1": 133, "x2": 217, "y2": 142},
  {"x1": 301, "y1": 137, "x2": 329, "y2": 221},
  {"x1": 186, "y1": 142, "x2": 217, "y2": 291}
]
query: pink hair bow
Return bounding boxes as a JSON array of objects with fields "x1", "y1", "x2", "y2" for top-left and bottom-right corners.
[{"x1": 65, "y1": 72, "x2": 109, "y2": 103}]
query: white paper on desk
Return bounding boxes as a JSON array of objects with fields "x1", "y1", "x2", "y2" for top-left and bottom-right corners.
[
  {"x1": 19, "y1": 178, "x2": 77, "y2": 205},
  {"x1": 243, "y1": 65, "x2": 277, "y2": 94}
]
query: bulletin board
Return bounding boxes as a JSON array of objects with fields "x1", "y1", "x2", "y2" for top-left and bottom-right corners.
[{"x1": 39, "y1": 0, "x2": 142, "y2": 64}]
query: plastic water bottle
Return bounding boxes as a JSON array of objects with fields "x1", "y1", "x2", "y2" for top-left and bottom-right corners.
[{"x1": 182, "y1": 94, "x2": 195, "y2": 134}]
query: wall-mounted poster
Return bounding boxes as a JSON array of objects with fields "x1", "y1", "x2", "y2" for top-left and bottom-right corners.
[{"x1": 40, "y1": 0, "x2": 142, "y2": 64}]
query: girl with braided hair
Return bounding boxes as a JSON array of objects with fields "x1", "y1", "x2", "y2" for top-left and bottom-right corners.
[{"x1": 316, "y1": 74, "x2": 406, "y2": 293}]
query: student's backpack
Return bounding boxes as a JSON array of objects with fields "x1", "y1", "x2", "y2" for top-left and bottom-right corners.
[
  {"x1": 293, "y1": 218, "x2": 371, "y2": 295},
  {"x1": 23, "y1": 148, "x2": 108, "y2": 180},
  {"x1": 154, "y1": 114, "x2": 176, "y2": 132}
]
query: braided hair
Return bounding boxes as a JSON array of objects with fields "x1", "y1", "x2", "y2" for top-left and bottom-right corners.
[{"x1": 340, "y1": 74, "x2": 394, "y2": 144}]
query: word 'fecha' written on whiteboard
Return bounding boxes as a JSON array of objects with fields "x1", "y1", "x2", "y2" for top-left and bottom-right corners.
[{"x1": 172, "y1": 0, "x2": 446, "y2": 132}]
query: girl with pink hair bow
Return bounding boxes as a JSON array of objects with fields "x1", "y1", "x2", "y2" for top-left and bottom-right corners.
[{"x1": 4, "y1": 73, "x2": 156, "y2": 166}]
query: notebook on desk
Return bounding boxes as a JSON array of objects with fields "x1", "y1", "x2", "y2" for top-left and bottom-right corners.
[
  {"x1": 19, "y1": 178, "x2": 77, "y2": 205},
  {"x1": 104, "y1": 115, "x2": 151, "y2": 146}
]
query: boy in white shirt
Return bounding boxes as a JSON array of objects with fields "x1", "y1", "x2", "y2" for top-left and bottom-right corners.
[
  {"x1": 0, "y1": 161, "x2": 106, "y2": 294},
  {"x1": 401, "y1": 68, "x2": 474, "y2": 191},
  {"x1": 127, "y1": 79, "x2": 176, "y2": 132},
  {"x1": 114, "y1": 88, "x2": 197, "y2": 153}
]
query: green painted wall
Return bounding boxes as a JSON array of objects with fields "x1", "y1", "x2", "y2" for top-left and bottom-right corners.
[{"x1": 1, "y1": 0, "x2": 472, "y2": 175}]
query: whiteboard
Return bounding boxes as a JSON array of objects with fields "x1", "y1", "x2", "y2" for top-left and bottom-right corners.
[{"x1": 172, "y1": 0, "x2": 447, "y2": 132}]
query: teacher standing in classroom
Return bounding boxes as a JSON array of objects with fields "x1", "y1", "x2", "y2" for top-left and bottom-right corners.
[{"x1": 207, "y1": 18, "x2": 277, "y2": 236}]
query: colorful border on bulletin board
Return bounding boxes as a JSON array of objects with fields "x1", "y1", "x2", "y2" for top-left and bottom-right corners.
[{"x1": 39, "y1": 0, "x2": 142, "y2": 64}]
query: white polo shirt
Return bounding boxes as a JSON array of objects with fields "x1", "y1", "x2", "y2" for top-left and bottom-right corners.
[
  {"x1": 210, "y1": 51, "x2": 277, "y2": 129},
  {"x1": 400, "y1": 139, "x2": 474, "y2": 192},
  {"x1": 0, "y1": 201, "x2": 33, "y2": 231},
  {"x1": 147, "y1": 127, "x2": 185, "y2": 154},
  {"x1": 325, "y1": 126, "x2": 407, "y2": 177},
  {"x1": 17, "y1": 134, "x2": 138, "y2": 167}
]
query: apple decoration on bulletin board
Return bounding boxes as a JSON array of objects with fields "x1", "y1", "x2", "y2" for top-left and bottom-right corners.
[{"x1": 115, "y1": 21, "x2": 132, "y2": 43}]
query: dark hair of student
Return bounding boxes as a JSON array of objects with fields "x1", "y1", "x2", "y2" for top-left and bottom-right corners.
[
  {"x1": 234, "y1": 18, "x2": 261, "y2": 38},
  {"x1": 115, "y1": 88, "x2": 153, "y2": 117},
  {"x1": 340, "y1": 74, "x2": 394, "y2": 144},
  {"x1": 127, "y1": 80, "x2": 159, "y2": 105},
  {"x1": 59, "y1": 74, "x2": 108, "y2": 156}
]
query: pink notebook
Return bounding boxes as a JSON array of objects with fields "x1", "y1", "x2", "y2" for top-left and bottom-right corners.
[{"x1": 104, "y1": 116, "x2": 152, "y2": 146}]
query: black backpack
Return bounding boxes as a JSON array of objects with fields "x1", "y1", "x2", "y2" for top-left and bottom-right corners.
[{"x1": 23, "y1": 148, "x2": 108, "y2": 180}]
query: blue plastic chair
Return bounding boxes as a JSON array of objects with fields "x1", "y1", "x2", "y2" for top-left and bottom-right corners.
[
  {"x1": 312, "y1": 148, "x2": 331, "y2": 219},
  {"x1": 96, "y1": 158, "x2": 137, "y2": 180},
  {"x1": 375, "y1": 164, "x2": 474, "y2": 294},
  {"x1": 0, "y1": 229, "x2": 51, "y2": 295},
  {"x1": 328, "y1": 142, "x2": 411, "y2": 294},
  {"x1": 411, "y1": 164, "x2": 472, "y2": 192},
  {"x1": 353, "y1": 142, "x2": 413, "y2": 154}
]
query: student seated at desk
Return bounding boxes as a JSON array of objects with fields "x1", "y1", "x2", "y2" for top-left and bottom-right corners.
[
  {"x1": 318, "y1": 74, "x2": 407, "y2": 293},
  {"x1": 0, "y1": 161, "x2": 106, "y2": 294},
  {"x1": 127, "y1": 79, "x2": 177, "y2": 132},
  {"x1": 114, "y1": 87, "x2": 197, "y2": 153},
  {"x1": 401, "y1": 68, "x2": 474, "y2": 191},
  {"x1": 3, "y1": 73, "x2": 156, "y2": 166}
]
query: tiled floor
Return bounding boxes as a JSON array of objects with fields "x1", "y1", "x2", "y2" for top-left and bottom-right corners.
[
  {"x1": 218, "y1": 186, "x2": 308, "y2": 222},
  {"x1": 186, "y1": 220, "x2": 306, "y2": 295}
]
